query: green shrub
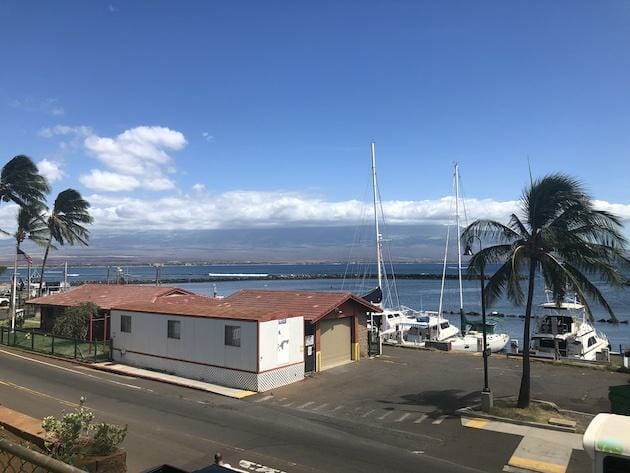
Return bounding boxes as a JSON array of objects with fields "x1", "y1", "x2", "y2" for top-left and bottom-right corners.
[{"x1": 42, "y1": 397, "x2": 127, "y2": 463}]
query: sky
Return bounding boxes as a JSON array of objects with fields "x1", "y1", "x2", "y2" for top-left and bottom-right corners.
[{"x1": 1, "y1": 1, "x2": 630, "y2": 234}]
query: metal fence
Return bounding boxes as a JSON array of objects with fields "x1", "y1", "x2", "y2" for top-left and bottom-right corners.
[
  {"x1": 0, "y1": 327, "x2": 112, "y2": 362},
  {"x1": 0, "y1": 438, "x2": 86, "y2": 473}
]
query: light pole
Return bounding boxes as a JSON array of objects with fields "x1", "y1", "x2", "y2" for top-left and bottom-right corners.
[{"x1": 465, "y1": 239, "x2": 493, "y2": 411}]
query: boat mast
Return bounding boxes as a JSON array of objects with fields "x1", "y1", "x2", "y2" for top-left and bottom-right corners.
[
  {"x1": 371, "y1": 142, "x2": 383, "y2": 296},
  {"x1": 454, "y1": 163, "x2": 465, "y2": 332}
]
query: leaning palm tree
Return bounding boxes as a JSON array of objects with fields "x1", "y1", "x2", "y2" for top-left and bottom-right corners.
[
  {"x1": 38, "y1": 189, "x2": 93, "y2": 296},
  {"x1": 462, "y1": 174, "x2": 628, "y2": 408},
  {"x1": 1, "y1": 156, "x2": 50, "y2": 232}
]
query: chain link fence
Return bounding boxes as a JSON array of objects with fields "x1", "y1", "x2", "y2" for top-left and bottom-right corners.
[
  {"x1": 0, "y1": 327, "x2": 112, "y2": 362},
  {"x1": 0, "y1": 438, "x2": 86, "y2": 473}
]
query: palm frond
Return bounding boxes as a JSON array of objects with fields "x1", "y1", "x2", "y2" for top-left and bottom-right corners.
[
  {"x1": 0, "y1": 155, "x2": 50, "y2": 208},
  {"x1": 461, "y1": 219, "x2": 520, "y2": 246}
]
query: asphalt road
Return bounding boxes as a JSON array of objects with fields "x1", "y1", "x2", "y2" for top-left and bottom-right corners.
[{"x1": 0, "y1": 346, "x2": 617, "y2": 472}]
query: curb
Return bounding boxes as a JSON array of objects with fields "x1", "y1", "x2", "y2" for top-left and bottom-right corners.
[
  {"x1": 0, "y1": 345, "x2": 253, "y2": 399},
  {"x1": 456, "y1": 406, "x2": 578, "y2": 433}
]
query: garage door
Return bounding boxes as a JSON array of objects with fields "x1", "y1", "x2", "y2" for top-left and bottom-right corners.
[{"x1": 320, "y1": 317, "x2": 351, "y2": 370}]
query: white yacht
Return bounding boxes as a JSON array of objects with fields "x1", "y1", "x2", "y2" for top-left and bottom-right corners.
[{"x1": 531, "y1": 296, "x2": 610, "y2": 361}]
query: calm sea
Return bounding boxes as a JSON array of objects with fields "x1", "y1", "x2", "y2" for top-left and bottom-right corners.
[{"x1": 5, "y1": 263, "x2": 629, "y2": 349}]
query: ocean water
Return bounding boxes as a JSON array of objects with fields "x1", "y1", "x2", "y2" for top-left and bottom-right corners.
[{"x1": 6, "y1": 263, "x2": 629, "y2": 349}]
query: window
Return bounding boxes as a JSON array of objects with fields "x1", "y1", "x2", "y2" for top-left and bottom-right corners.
[
  {"x1": 440, "y1": 322, "x2": 450, "y2": 330},
  {"x1": 225, "y1": 325, "x2": 241, "y2": 347},
  {"x1": 167, "y1": 320, "x2": 181, "y2": 339},
  {"x1": 588, "y1": 336, "x2": 597, "y2": 347},
  {"x1": 120, "y1": 315, "x2": 132, "y2": 333}
]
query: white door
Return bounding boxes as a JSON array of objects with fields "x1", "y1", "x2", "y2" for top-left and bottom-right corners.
[{"x1": 320, "y1": 318, "x2": 351, "y2": 370}]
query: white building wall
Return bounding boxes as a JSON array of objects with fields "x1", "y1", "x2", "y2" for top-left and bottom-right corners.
[
  {"x1": 110, "y1": 310, "x2": 257, "y2": 372},
  {"x1": 110, "y1": 310, "x2": 305, "y2": 391},
  {"x1": 258, "y1": 317, "x2": 304, "y2": 371}
]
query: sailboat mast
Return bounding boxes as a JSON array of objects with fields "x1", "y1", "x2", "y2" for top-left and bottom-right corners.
[
  {"x1": 454, "y1": 163, "x2": 465, "y2": 332},
  {"x1": 371, "y1": 142, "x2": 383, "y2": 292}
]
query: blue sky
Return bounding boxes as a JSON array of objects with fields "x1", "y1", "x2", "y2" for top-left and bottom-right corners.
[{"x1": 1, "y1": 1, "x2": 630, "y2": 231}]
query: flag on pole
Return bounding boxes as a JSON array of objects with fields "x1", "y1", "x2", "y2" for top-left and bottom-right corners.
[{"x1": 17, "y1": 248, "x2": 33, "y2": 265}]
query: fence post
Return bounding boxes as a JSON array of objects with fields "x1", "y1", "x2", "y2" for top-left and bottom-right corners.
[
  {"x1": 1, "y1": 326, "x2": 4, "y2": 345},
  {"x1": 74, "y1": 339, "x2": 77, "y2": 359},
  {"x1": 51, "y1": 335, "x2": 55, "y2": 355},
  {"x1": 31, "y1": 331, "x2": 35, "y2": 351},
  {"x1": 93, "y1": 342, "x2": 97, "y2": 362}
]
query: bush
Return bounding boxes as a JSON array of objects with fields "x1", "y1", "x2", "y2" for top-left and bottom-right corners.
[
  {"x1": 42, "y1": 397, "x2": 127, "y2": 463},
  {"x1": 52, "y1": 302, "x2": 99, "y2": 339}
]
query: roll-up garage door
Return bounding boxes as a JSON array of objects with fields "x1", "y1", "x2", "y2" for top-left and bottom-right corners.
[{"x1": 320, "y1": 317, "x2": 351, "y2": 370}]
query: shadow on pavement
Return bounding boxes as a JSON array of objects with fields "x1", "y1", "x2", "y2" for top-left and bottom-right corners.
[{"x1": 377, "y1": 389, "x2": 480, "y2": 417}]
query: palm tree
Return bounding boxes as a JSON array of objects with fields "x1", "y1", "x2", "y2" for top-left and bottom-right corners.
[
  {"x1": 38, "y1": 189, "x2": 93, "y2": 296},
  {"x1": 462, "y1": 174, "x2": 628, "y2": 408},
  {"x1": 1, "y1": 156, "x2": 50, "y2": 229}
]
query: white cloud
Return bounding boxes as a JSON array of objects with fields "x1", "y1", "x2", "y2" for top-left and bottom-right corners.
[
  {"x1": 80, "y1": 126, "x2": 187, "y2": 191},
  {"x1": 10, "y1": 97, "x2": 65, "y2": 116},
  {"x1": 201, "y1": 132, "x2": 214, "y2": 142},
  {"x1": 192, "y1": 183, "x2": 206, "y2": 192},
  {"x1": 37, "y1": 159, "x2": 65, "y2": 183},
  {"x1": 40, "y1": 125, "x2": 187, "y2": 192},
  {"x1": 79, "y1": 170, "x2": 140, "y2": 192},
  {"x1": 38, "y1": 125, "x2": 93, "y2": 138},
  {"x1": 108, "y1": 4, "x2": 119, "y2": 12},
  {"x1": 82, "y1": 190, "x2": 525, "y2": 231}
]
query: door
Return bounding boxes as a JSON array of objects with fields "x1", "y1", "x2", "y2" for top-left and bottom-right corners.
[
  {"x1": 304, "y1": 322, "x2": 315, "y2": 373},
  {"x1": 320, "y1": 317, "x2": 351, "y2": 370}
]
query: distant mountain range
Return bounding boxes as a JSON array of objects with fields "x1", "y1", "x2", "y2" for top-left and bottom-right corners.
[{"x1": 0, "y1": 224, "x2": 457, "y2": 266}]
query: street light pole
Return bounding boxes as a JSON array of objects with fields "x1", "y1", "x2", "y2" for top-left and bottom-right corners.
[
  {"x1": 479, "y1": 241, "x2": 489, "y2": 393},
  {"x1": 465, "y1": 239, "x2": 493, "y2": 411}
]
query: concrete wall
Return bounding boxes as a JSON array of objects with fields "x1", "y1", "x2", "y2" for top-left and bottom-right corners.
[
  {"x1": 258, "y1": 317, "x2": 304, "y2": 372},
  {"x1": 110, "y1": 310, "x2": 258, "y2": 372}
]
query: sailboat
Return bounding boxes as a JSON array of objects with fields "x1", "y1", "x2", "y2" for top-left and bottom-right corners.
[
  {"x1": 363, "y1": 143, "x2": 459, "y2": 343},
  {"x1": 442, "y1": 164, "x2": 510, "y2": 353}
]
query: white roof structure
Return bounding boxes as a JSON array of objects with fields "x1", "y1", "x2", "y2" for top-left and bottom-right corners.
[
  {"x1": 540, "y1": 302, "x2": 584, "y2": 311},
  {"x1": 583, "y1": 413, "x2": 630, "y2": 459}
]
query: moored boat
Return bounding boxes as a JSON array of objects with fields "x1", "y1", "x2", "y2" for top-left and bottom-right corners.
[{"x1": 531, "y1": 295, "x2": 610, "y2": 361}]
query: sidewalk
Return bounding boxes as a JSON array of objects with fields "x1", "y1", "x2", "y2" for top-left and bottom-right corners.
[
  {"x1": 91, "y1": 362, "x2": 256, "y2": 399},
  {"x1": 461, "y1": 416, "x2": 584, "y2": 473}
]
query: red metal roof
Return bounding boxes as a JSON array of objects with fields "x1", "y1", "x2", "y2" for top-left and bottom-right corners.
[
  {"x1": 113, "y1": 294, "x2": 297, "y2": 322},
  {"x1": 26, "y1": 284, "x2": 194, "y2": 310},
  {"x1": 115, "y1": 290, "x2": 381, "y2": 322},
  {"x1": 223, "y1": 289, "x2": 382, "y2": 321}
]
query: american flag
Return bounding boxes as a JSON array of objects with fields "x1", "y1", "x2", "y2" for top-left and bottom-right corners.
[{"x1": 17, "y1": 248, "x2": 32, "y2": 265}]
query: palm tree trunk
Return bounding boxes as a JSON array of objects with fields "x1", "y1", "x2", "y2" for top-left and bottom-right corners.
[
  {"x1": 517, "y1": 259, "x2": 537, "y2": 408},
  {"x1": 37, "y1": 236, "x2": 52, "y2": 297}
]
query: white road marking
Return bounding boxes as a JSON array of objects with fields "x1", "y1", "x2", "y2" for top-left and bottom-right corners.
[
  {"x1": 378, "y1": 411, "x2": 393, "y2": 420},
  {"x1": 313, "y1": 403, "x2": 328, "y2": 411},
  {"x1": 414, "y1": 414, "x2": 428, "y2": 424},
  {"x1": 277, "y1": 397, "x2": 287, "y2": 402},
  {"x1": 432, "y1": 415, "x2": 446, "y2": 424},
  {"x1": 239, "y1": 459, "x2": 286, "y2": 473},
  {"x1": 361, "y1": 409, "x2": 375, "y2": 418},
  {"x1": 396, "y1": 412, "x2": 411, "y2": 422},
  {"x1": 0, "y1": 348, "x2": 144, "y2": 390},
  {"x1": 255, "y1": 395, "x2": 273, "y2": 403},
  {"x1": 281, "y1": 402, "x2": 294, "y2": 407},
  {"x1": 331, "y1": 405, "x2": 344, "y2": 412},
  {"x1": 297, "y1": 401, "x2": 315, "y2": 409}
]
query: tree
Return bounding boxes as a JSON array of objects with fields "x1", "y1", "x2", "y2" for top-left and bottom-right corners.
[
  {"x1": 462, "y1": 174, "x2": 628, "y2": 408},
  {"x1": 1, "y1": 156, "x2": 50, "y2": 233},
  {"x1": 15, "y1": 204, "x2": 49, "y2": 249},
  {"x1": 52, "y1": 302, "x2": 99, "y2": 339},
  {"x1": 38, "y1": 189, "x2": 93, "y2": 296}
]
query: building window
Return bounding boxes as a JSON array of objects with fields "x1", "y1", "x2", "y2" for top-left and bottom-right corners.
[
  {"x1": 167, "y1": 320, "x2": 181, "y2": 340},
  {"x1": 225, "y1": 325, "x2": 241, "y2": 347},
  {"x1": 120, "y1": 315, "x2": 132, "y2": 333}
]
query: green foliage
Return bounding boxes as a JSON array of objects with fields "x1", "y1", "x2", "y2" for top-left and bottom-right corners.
[
  {"x1": 91, "y1": 423, "x2": 128, "y2": 455},
  {"x1": 462, "y1": 173, "x2": 629, "y2": 408},
  {"x1": 52, "y1": 302, "x2": 99, "y2": 339},
  {"x1": 42, "y1": 397, "x2": 127, "y2": 463}
]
